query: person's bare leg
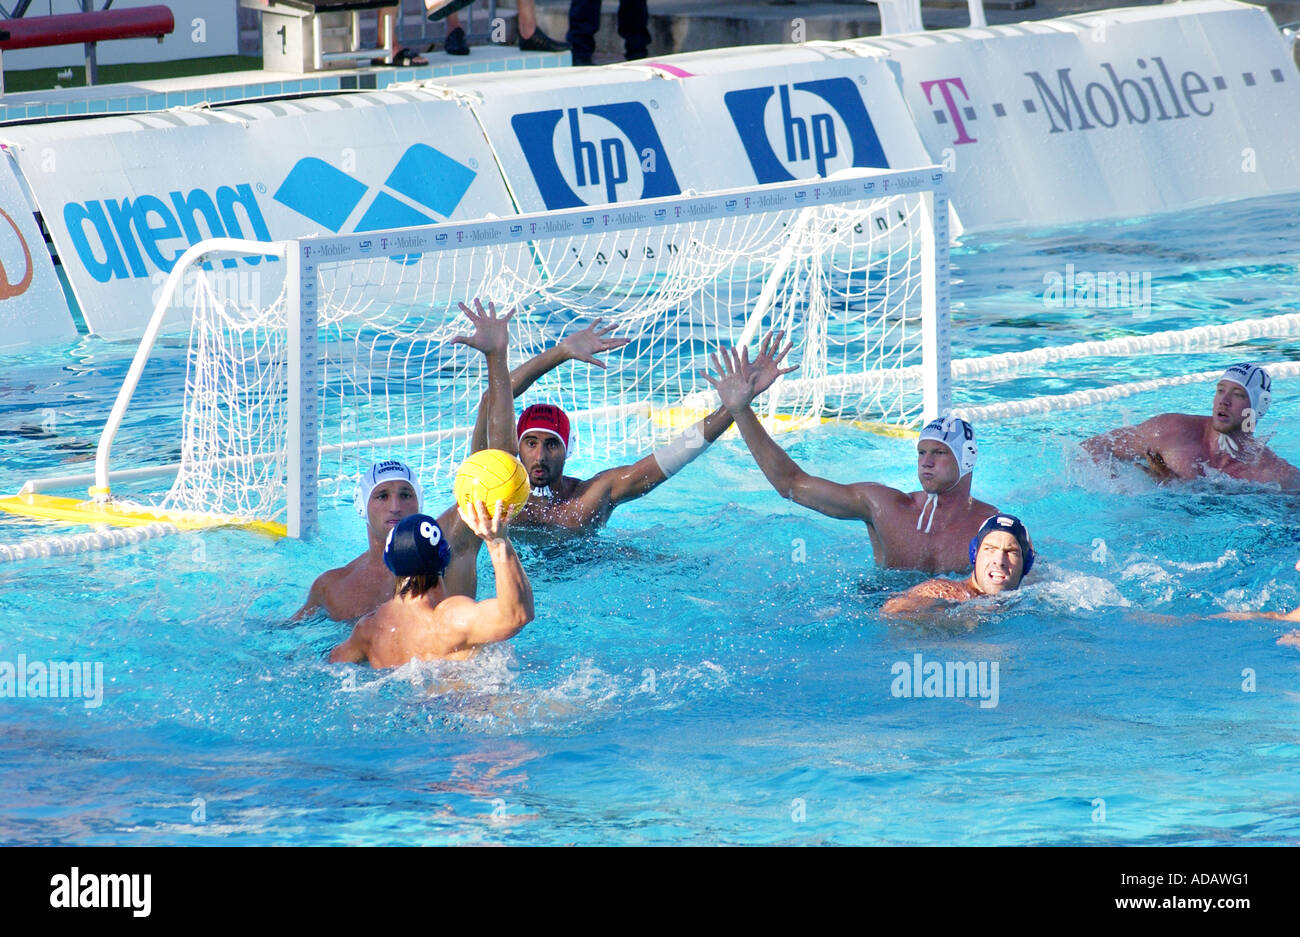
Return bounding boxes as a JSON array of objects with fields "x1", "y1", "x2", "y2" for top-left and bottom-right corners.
[
  {"x1": 518, "y1": 0, "x2": 537, "y2": 39},
  {"x1": 443, "y1": 11, "x2": 469, "y2": 55},
  {"x1": 517, "y1": 0, "x2": 568, "y2": 50}
]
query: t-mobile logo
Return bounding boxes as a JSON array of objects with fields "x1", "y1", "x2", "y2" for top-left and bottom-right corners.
[{"x1": 921, "y1": 77, "x2": 978, "y2": 145}]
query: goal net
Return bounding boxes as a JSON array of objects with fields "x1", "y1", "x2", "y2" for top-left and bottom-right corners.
[{"x1": 130, "y1": 168, "x2": 950, "y2": 537}]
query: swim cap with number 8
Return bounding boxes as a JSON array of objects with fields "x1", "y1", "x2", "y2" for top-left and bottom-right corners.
[{"x1": 454, "y1": 449, "x2": 530, "y2": 523}]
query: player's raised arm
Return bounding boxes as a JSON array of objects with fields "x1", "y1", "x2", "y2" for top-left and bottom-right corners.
[
  {"x1": 702, "y1": 338, "x2": 879, "y2": 522},
  {"x1": 592, "y1": 331, "x2": 798, "y2": 506},
  {"x1": 434, "y1": 500, "x2": 535, "y2": 649},
  {"x1": 452, "y1": 298, "x2": 517, "y2": 456},
  {"x1": 470, "y1": 318, "x2": 629, "y2": 451}
]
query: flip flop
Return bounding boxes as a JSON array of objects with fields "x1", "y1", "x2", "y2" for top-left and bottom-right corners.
[
  {"x1": 394, "y1": 47, "x2": 430, "y2": 66},
  {"x1": 372, "y1": 47, "x2": 430, "y2": 67}
]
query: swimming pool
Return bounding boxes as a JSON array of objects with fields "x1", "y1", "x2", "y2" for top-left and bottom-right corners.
[{"x1": 2, "y1": 191, "x2": 1298, "y2": 846}]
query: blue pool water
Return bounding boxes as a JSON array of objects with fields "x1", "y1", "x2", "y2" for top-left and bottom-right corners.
[{"x1": 2, "y1": 192, "x2": 1299, "y2": 845}]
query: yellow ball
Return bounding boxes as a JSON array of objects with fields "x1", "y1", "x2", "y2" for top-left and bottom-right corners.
[{"x1": 453, "y1": 449, "x2": 529, "y2": 523}]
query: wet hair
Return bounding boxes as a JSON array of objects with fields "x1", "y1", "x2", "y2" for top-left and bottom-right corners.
[{"x1": 396, "y1": 573, "x2": 440, "y2": 600}]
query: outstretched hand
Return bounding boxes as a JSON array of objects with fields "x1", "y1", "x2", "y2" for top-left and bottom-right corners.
[
  {"x1": 748, "y1": 330, "x2": 798, "y2": 397},
  {"x1": 700, "y1": 331, "x2": 798, "y2": 412},
  {"x1": 463, "y1": 498, "x2": 509, "y2": 543},
  {"x1": 451, "y1": 298, "x2": 515, "y2": 357},
  {"x1": 701, "y1": 346, "x2": 758, "y2": 413},
  {"x1": 559, "y1": 317, "x2": 630, "y2": 370}
]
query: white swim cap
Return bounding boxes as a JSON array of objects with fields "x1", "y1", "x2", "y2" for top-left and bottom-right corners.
[
  {"x1": 1220, "y1": 362, "x2": 1272, "y2": 423},
  {"x1": 915, "y1": 416, "x2": 978, "y2": 534},
  {"x1": 353, "y1": 459, "x2": 424, "y2": 517},
  {"x1": 918, "y1": 416, "x2": 978, "y2": 478}
]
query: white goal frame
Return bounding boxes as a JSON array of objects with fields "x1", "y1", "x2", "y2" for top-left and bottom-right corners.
[{"x1": 73, "y1": 166, "x2": 951, "y2": 540}]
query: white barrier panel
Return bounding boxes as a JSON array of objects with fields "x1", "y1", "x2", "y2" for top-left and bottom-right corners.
[
  {"x1": 627, "y1": 44, "x2": 935, "y2": 196},
  {"x1": 0, "y1": 90, "x2": 515, "y2": 337},
  {"x1": 470, "y1": 75, "x2": 735, "y2": 213},
  {"x1": 850, "y1": 0, "x2": 1300, "y2": 230},
  {"x1": 0, "y1": 155, "x2": 76, "y2": 350},
  {"x1": 469, "y1": 46, "x2": 937, "y2": 224}
]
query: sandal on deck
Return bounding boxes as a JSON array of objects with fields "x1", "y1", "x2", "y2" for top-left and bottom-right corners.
[{"x1": 392, "y1": 47, "x2": 430, "y2": 67}]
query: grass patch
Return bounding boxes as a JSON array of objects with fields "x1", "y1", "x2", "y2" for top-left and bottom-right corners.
[{"x1": 3, "y1": 55, "x2": 264, "y2": 93}]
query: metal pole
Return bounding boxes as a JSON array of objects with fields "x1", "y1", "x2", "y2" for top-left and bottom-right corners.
[{"x1": 83, "y1": 0, "x2": 98, "y2": 86}]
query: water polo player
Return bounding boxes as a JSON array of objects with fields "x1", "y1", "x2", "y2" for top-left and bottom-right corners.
[
  {"x1": 703, "y1": 342, "x2": 997, "y2": 572},
  {"x1": 882, "y1": 514, "x2": 1035, "y2": 616},
  {"x1": 1211, "y1": 554, "x2": 1300, "y2": 648},
  {"x1": 294, "y1": 298, "x2": 518, "y2": 620},
  {"x1": 328, "y1": 503, "x2": 534, "y2": 667},
  {"x1": 488, "y1": 324, "x2": 794, "y2": 533},
  {"x1": 1082, "y1": 362, "x2": 1300, "y2": 488}
]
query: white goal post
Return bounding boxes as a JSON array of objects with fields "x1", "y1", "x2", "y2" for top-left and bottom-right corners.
[{"x1": 68, "y1": 166, "x2": 951, "y2": 540}]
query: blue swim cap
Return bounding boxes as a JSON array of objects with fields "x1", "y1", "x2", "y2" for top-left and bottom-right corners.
[
  {"x1": 969, "y1": 514, "x2": 1035, "y2": 575},
  {"x1": 383, "y1": 514, "x2": 451, "y2": 579}
]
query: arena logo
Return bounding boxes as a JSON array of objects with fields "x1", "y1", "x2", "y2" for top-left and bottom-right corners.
[
  {"x1": 273, "y1": 143, "x2": 475, "y2": 235},
  {"x1": 60, "y1": 144, "x2": 475, "y2": 284},
  {"x1": 510, "y1": 103, "x2": 680, "y2": 210},
  {"x1": 63, "y1": 182, "x2": 278, "y2": 284},
  {"x1": 725, "y1": 78, "x2": 889, "y2": 183},
  {"x1": 920, "y1": 55, "x2": 1281, "y2": 147}
]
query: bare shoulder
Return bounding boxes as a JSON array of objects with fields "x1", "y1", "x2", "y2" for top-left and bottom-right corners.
[
  {"x1": 1144, "y1": 412, "x2": 1203, "y2": 436},
  {"x1": 860, "y1": 480, "x2": 909, "y2": 503},
  {"x1": 853, "y1": 480, "x2": 910, "y2": 513},
  {"x1": 574, "y1": 469, "x2": 616, "y2": 496},
  {"x1": 296, "y1": 563, "x2": 349, "y2": 619},
  {"x1": 562, "y1": 473, "x2": 616, "y2": 513},
  {"x1": 428, "y1": 594, "x2": 479, "y2": 646},
  {"x1": 312, "y1": 563, "x2": 348, "y2": 591},
  {"x1": 1258, "y1": 447, "x2": 1300, "y2": 489},
  {"x1": 882, "y1": 576, "x2": 974, "y2": 615},
  {"x1": 911, "y1": 578, "x2": 976, "y2": 601}
]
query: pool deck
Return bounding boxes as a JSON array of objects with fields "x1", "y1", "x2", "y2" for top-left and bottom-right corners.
[
  {"x1": 0, "y1": 43, "x2": 571, "y2": 124},
  {"x1": 0, "y1": 0, "x2": 1294, "y2": 123},
  {"x1": 534, "y1": 0, "x2": 1299, "y2": 63}
]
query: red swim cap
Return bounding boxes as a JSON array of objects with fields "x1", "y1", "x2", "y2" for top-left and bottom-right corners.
[{"x1": 517, "y1": 403, "x2": 573, "y2": 452}]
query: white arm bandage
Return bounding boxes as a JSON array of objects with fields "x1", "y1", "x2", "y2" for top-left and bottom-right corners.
[{"x1": 652, "y1": 420, "x2": 710, "y2": 478}]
